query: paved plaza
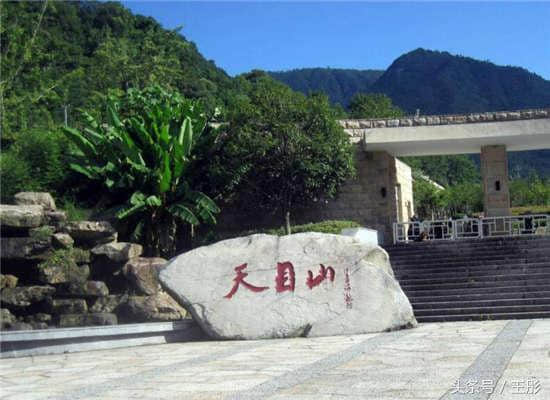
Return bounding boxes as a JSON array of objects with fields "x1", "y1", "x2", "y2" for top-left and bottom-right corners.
[{"x1": 0, "y1": 319, "x2": 548, "y2": 400}]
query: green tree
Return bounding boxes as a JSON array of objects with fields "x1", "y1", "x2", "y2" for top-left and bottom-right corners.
[
  {"x1": 510, "y1": 174, "x2": 550, "y2": 207},
  {"x1": 0, "y1": 129, "x2": 70, "y2": 202},
  {"x1": 405, "y1": 155, "x2": 480, "y2": 186},
  {"x1": 441, "y1": 183, "x2": 483, "y2": 217},
  {"x1": 63, "y1": 86, "x2": 220, "y2": 257},
  {"x1": 348, "y1": 93, "x2": 404, "y2": 119},
  {"x1": 412, "y1": 178, "x2": 445, "y2": 219},
  {"x1": 221, "y1": 75, "x2": 355, "y2": 234}
]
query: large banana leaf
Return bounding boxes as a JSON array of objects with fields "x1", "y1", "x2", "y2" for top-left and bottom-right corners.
[
  {"x1": 63, "y1": 127, "x2": 98, "y2": 159},
  {"x1": 62, "y1": 86, "x2": 220, "y2": 257},
  {"x1": 169, "y1": 203, "x2": 199, "y2": 226}
]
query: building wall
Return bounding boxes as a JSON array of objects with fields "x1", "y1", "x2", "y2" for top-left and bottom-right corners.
[{"x1": 395, "y1": 157, "x2": 414, "y2": 223}]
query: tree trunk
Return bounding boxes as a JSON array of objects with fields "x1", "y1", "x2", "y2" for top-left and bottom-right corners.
[{"x1": 285, "y1": 210, "x2": 291, "y2": 235}]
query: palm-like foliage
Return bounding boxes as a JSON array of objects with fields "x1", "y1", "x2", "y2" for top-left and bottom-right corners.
[{"x1": 63, "y1": 86, "x2": 220, "y2": 256}]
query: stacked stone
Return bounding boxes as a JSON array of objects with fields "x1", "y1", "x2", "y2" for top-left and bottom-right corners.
[
  {"x1": 1, "y1": 192, "x2": 187, "y2": 331},
  {"x1": 338, "y1": 107, "x2": 550, "y2": 131}
]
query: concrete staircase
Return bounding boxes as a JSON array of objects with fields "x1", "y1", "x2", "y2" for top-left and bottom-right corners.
[{"x1": 385, "y1": 236, "x2": 550, "y2": 323}]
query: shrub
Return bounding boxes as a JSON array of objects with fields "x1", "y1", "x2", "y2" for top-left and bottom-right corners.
[
  {"x1": 63, "y1": 86, "x2": 220, "y2": 257},
  {"x1": 0, "y1": 150, "x2": 33, "y2": 202},
  {"x1": 266, "y1": 220, "x2": 362, "y2": 236},
  {"x1": 59, "y1": 198, "x2": 94, "y2": 221},
  {"x1": 0, "y1": 130, "x2": 70, "y2": 202}
]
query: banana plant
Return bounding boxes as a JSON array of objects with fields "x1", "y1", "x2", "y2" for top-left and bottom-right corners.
[{"x1": 63, "y1": 86, "x2": 220, "y2": 256}]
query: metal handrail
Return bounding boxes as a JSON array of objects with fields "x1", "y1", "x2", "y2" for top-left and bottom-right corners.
[{"x1": 393, "y1": 214, "x2": 549, "y2": 244}]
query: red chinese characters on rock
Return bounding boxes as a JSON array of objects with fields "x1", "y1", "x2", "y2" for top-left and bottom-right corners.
[
  {"x1": 306, "y1": 264, "x2": 335, "y2": 289},
  {"x1": 224, "y1": 262, "x2": 337, "y2": 299},
  {"x1": 343, "y1": 267, "x2": 353, "y2": 309},
  {"x1": 275, "y1": 262, "x2": 295, "y2": 293},
  {"x1": 224, "y1": 263, "x2": 269, "y2": 299}
]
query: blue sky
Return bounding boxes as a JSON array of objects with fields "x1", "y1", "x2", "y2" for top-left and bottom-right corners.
[{"x1": 123, "y1": 1, "x2": 550, "y2": 79}]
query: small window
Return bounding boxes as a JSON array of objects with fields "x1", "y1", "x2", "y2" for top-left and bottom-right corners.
[
  {"x1": 495, "y1": 180, "x2": 501, "y2": 191},
  {"x1": 381, "y1": 187, "x2": 387, "y2": 198}
]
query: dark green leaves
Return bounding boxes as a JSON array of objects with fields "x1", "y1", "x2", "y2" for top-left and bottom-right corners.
[{"x1": 62, "y1": 86, "x2": 220, "y2": 256}]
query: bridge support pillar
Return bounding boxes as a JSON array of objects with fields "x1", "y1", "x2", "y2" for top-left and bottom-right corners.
[{"x1": 481, "y1": 145, "x2": 511, "y2": 217}]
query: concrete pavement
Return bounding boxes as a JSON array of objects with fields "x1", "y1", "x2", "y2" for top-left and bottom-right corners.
[{"x1": 0, "y1": 319, "x2": 548, "y2": 400}]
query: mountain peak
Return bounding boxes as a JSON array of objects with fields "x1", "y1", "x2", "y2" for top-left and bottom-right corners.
[{"x1": 371, "y1": 50, "x2": 550, "y2": 114}]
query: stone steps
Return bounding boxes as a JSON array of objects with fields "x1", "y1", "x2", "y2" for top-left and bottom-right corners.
[
  {"x1": 394, "y1": 260, "x2": 550, "y2": 273},
  {"x1": 385, "y1": 235, "x2": 550, "y2": 323},
  {"x1": 409, "y1": 290, "x2": 550, "y2": 303},
  {"x1": 401, "y1": 278, "x2": 550, "y2": 291},
  {"x1": 398, "y1": 272, "x2": 550, "y2": 286},
  {"x1": 395, "y1": 263, "x2": 550, "y2": 279},
  {"x1": 390, "y1": 253, "x2": 550, "y2": 267},
  {"x1": 406, "y1": 284, "x2": 550, "y2": 298},
  {"x1": 386, "y1": 237, "x2": 550, "y2": 254}
]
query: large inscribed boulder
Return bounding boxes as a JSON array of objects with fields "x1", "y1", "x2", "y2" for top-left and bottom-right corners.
[{"x1": 159, "y1": 233, "x2": 416, "y2": 339}]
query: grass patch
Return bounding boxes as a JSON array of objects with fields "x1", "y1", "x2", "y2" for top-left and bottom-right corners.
[
  {"x1": 29, "y1": 226, "x2": 55, "y2": 241},
  {"x1": 266, "y1": 220, "x2": 362, "y2": 235},
  {"x1": 196, "y1": 220, "x2": 362, "y2": 249},
  {"x1": 60, "y1": 199, "x2": 94, "y2": 221}
]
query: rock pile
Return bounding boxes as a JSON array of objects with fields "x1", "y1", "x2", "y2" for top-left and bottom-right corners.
[{"x1": 1, "y1": 192, "x2": 187, "y2": 331}]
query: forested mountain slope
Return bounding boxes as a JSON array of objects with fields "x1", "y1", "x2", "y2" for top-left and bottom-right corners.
[
  {"x1": 270, "y1": 49, "x2": 550, "y2": 177},
  {"x1": 1, "y1": 1, "x2": 237, "y2": 140},
  {"x1": 370, "y1": 48, "x2": 550, "y2": 114},
  {"x1": 269, "y1": 68, "x2": 383, "y2": 107}
]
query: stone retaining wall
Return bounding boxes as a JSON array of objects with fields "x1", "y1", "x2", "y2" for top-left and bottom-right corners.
[{"x1": 0, "y1": 193, "x2": 188, "y2": 331}]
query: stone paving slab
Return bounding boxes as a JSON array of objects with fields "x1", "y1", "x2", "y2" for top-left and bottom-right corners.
[{"x1": 0, "y1": 319, "x2": 548, "y2": 400}]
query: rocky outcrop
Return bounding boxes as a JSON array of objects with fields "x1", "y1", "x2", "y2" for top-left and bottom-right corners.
[
  {"x1": 49, "y1": 298, "x2": 88, "y2": 314},
  {"x1": 160, "y1": 233, "x2": 417, "y2": 340},
  {"x1": 37, "y1": 256, "x2": 89, "y2": 284},
  {"x1": 119, "y1": 293, "x2": 187, "y2": 323},
  {"x1": 1, "y1": 236, "x2": 52, "y2": 260},
  {"x1": 1, "y1": 286, "x2": 55, "y2": 308},
  {"x1": 0, "y1": 274, "x2": 18, "y2": 289},
  {"x1": 89, "y1": 295, "x2": 128, "y2": 313},
  {"x1": 64, "y1": 221, "x2": 117, "y2": 246},
  {"x1": 122, "y1": 257, "x2": 165, "y2": 295},
  {"x1": 14, "y1": 192, "x2": 56, "y2": 211},
  {"x1": 59, "y1": 281, "x2": 110, "y2": 298},
  {"x1": 91, "y1": 242, "x2": 143, "y2": 262},
  {"x1": 52, "y1": 233, "x2": 74, "y2": 249},
  {"x1": 0, "y1": 204, "x2": 44, "y2": 229},
  {"x1": 59, "y1": 313, "x2": 117, "y2": 328},
  {"x1": 1, "y1": 308, "x2": 17, "y2": 326},
  {"x1": 0, "y1": 192, "x2": 187, "y2": 331}
]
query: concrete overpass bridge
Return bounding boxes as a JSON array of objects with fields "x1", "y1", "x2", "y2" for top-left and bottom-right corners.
[
  {"x1": 341, "y1": 108, "x2": 550, "y2": 156},
  {"x1": 331, "y1": 109, "x2": 550, "y2": 242}
]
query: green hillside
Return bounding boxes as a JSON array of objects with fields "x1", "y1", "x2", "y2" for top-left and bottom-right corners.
[
  {"x1": 1, "y1": 1, "x2": 237, "y2": 140},
  {"x1": 370, "y1": 48, "x2": 550, "y2": 114},
  {"x1": 269, "y1": 49, "x2": 550, "y2": 178},
  {"x1": 269, "y1": 68, "x2": 383, "y2": 107}
]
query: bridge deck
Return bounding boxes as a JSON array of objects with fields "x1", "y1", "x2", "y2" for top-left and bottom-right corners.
[{"x1": 341, "y1": 108, "x2": 550, "y2": 156}]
